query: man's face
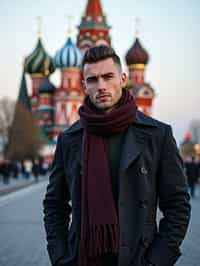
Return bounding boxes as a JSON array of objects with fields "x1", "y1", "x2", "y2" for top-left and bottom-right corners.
[{"x1": 82, "y1": 58, "x2": 127, "y2": 113}]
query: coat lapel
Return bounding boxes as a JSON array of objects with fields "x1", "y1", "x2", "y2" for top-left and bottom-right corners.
[
  {"x1": 66, "y1": 120, "x2": 83, "y2": 163},
  {"x1": 119, "y1": 124, "x2": 153, "y2": 178}
]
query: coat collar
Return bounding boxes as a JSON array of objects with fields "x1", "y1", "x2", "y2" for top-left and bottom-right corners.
[{"x1": 66, "y1": 110, "x2": 158, "y2": 176}]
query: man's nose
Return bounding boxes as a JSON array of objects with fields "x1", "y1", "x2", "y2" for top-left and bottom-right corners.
[{"x1": 97, "y1": 77, "x2": 106, "y2": 91}]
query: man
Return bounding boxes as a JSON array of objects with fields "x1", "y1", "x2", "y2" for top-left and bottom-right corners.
[{"x1": 43, "y1": 45, "x2": 191, "y2": 266}]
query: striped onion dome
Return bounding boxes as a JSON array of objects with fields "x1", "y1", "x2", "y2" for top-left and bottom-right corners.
[
  {"x1": 125, "y1": 37, "x2": 149, "y2": 66},
  {"x1": 54, "y1": 37, "x2": 82, "y2": 68},
  {"x1": 24, "y1": 38, "x2": 55, "y2": 76},
  {"x1": 38, "y1": 76, "x2": 55, "y2": 94}
]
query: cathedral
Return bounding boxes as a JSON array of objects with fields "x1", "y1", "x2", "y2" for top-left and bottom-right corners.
[{"x1": 22, "y1": 0, "x2": 155, "y2": 157}]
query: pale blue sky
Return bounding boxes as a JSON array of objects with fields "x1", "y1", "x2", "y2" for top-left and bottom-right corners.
[{"x1": 0, "y1": 0, "x2": 199, "y2": 143}]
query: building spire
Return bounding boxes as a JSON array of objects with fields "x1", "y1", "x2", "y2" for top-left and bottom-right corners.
[
  {"x1": 135, "y1": 17, "x2": 140, "y2": 38},
  {"x1": 37, "y1": 16, "x2": 42, "y2": 39},
  {"x1": 67, "y1": 15, "x2": 73, "y2": 37},
  {"x1": 85, "y1": 0, "x2": 103, "y2": 17},
  {"x1": 18, "y1": 61, "x2": 31, "y2": 111}
]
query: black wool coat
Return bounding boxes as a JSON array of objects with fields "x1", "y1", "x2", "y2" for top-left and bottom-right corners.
[{"x1": 43, "y1": 110, "x2": 191, "y2": 266}]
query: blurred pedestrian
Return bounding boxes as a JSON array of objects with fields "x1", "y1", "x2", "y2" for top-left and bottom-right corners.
[
  {"x1": 0, "y1": 160, "x2": 10, "y2": 184},
  {"x1": 42, "y1": 160, "x2": 50, "y2": 175},
  {"x1": 23, "y1": 159, "x2": 32, "y2": 179},
  {"x1": 185, "y1": 156, "x2": 199, "y2": 197},
  {"x1": 32, "y1": 159, "x2": 40, "y2": 183},
  {"x1": 10, "y1": 161, "x2": 19, "y2": 179}
]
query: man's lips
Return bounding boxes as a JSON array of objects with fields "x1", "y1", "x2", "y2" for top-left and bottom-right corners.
[{"x1": 96, "y1": 94, "x2": 111, "y2": 102}]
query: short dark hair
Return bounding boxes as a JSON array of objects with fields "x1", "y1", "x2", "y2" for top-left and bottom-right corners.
[{"x1": 81, "y1": 45, "x2": 122, "y2": 71}]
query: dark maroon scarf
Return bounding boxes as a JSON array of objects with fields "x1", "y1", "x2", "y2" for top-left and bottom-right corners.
[{"x1": 78, "y1": 89, "x2": 137, "y2": 266}]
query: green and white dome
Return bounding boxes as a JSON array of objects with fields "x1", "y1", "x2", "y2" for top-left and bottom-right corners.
[{"x1": 24, "y1": 38, "x2": 55, "y2": 76}]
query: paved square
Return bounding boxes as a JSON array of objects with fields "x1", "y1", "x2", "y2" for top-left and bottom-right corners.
[{"x1": 0, "y1": 182, "x2": 199, "y2": 266}]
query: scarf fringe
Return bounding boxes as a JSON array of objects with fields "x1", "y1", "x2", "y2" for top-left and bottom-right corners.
[{"x1": 78, "y1": 224, "x2": 119, "y2": 266}]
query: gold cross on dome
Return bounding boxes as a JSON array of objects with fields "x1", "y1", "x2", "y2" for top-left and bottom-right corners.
[
  {"x1": 66, "y1": 15, "x2": 73, "y2": 37},
  {"x1": 135, "y1": 17, "x2": 140, "y2": 38},
  {"x1": 37, "y1": 16, "x2": 42, "y2": 38}
]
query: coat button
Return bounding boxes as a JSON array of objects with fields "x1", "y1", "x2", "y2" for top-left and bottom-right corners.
[
  {"x1": 140, "y1": 166, "x2": 148, "y2": 175},
  {"x1": 139, "y1": 200, "x2": 148, "y2": 209},
  {"x1": 140, "y1": 203, "x2": 147, "y2": 209}
]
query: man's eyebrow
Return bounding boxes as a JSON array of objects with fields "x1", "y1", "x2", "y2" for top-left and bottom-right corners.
[
  {"x1": 86, "y1": 72, "x2": 115, "y2": 80},
  {"x1": 102, "y1": 72, "x2": 115, "y2": 78}
]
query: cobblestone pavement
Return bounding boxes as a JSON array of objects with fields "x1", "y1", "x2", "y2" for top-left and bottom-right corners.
[
  {"x1": 176, "y1": 186, "x2": 200, "y2": 266},
  {"x1": 0, "y1": 181, "x2": 50, "y2": 266},
  {"x1": 0, "y1": 182, "x2": 199, "y2": 266}
]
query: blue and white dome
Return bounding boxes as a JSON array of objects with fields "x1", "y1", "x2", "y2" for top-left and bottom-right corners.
[{"x1": 54, "y1": 37, "x2": 82, "y2": 68}]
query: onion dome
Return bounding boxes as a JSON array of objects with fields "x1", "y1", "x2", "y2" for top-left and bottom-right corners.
[
  {"x1": 38, "y1": 76, "x2": 55, "y2": 94},
  {"x1": 54, "y1": 37, "x2": 82, "y2": 68},
  {"x1": 125, "y1": 37, "x2": 149, "y2": 66},
  {"x1": 24, "y1": 38, "x2": 55, "y2": 76}
]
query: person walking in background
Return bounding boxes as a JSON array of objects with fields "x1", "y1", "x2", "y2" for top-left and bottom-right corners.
[
  {"x1": 32, "y1": 159, "x2": 40, "y2": 183},
  {"x1": 185, "y1": 156, "x2": 199, "y2": 198},
  {"x1": 43, "y1": 45, "x2": 191, "y2": 266},
  {"x1": 0, "y1": 160, "x2": 10, "y2": 184},
  {"x1": 23, "y1": 159, "x2": 32, "y2": 179}
]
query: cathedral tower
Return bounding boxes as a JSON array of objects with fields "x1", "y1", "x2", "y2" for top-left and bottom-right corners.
[
  {"x1": 24, "y1": 20, "x2": 55, "y2": 113},
  {"x1": 125, "y1": 27, "x2": 155, "y2": 116},
  {"x1": 53, "y1": 25, "x2": 83, "y2": 137},
  {"x1": 77, "y1": 0, "x2": 111, "y2": 51}
]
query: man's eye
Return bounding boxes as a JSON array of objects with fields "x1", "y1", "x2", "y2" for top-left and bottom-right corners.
[
  {"x1": 103, "y1": 74, "x2": 113, "y2": 80},
  {"x1": 86, "y1": 77, "x2": 97, "y2": 83}
]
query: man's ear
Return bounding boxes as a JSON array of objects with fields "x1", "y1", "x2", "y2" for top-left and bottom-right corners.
[{"x1": 121, "y1": 72, "x2": 127, "y2": 88}]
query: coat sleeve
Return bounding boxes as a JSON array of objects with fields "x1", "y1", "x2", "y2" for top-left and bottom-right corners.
[
  {"x1": 146, "y1": 125, "x2": 191, "y2": 266},
  {"x1": 43, "y1": 133, "x2": 72, "y2": 266}
]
